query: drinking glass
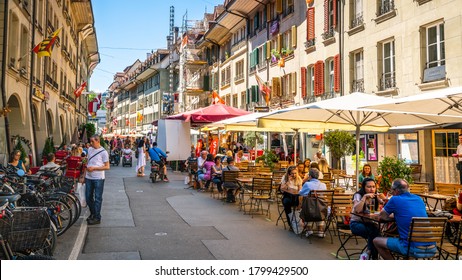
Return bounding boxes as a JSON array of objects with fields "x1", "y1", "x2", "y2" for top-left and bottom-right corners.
[{"x1": 368, "y1": 198, "x2": 375, "y2": 213}]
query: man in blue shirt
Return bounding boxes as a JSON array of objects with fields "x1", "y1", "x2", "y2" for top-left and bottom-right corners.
[
  {"x1": 148, "y1": 142, "x2": 169, "y2": 181},
  {"x1": 373, "y1": 178, "x2": 436, "y2": 259}
]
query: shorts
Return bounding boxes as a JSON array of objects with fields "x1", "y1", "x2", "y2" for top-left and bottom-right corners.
[{"x1": 387, "y1": 238, "x2": 437, "y2": 258}]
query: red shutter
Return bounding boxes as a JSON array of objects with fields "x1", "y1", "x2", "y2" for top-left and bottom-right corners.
[
  {"x1": 307, "y1": 8, "x2": 315, "y2": 41},
  {"x1": 314, "y1": 61, "x2": 325, "y2": 96},
  {"x1": 334, "y1": 54, "x2": 340, "y2": 92},
  {"x1": 301, "y1": 67, "x2": 307, "y2": 98},
  {"x1": 324, "y1": 0, "x2": 329, "y2": 33}
]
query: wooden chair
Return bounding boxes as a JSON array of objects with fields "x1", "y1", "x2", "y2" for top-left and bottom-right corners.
[
  {"x1": 222, "y1": 170, "x2": 240, "y2": 203},
  {"x1": 435, "y1": 183, "x2": 461, "y2": 196},
  {"x1": 409, "y1": 183, "x2": 429, "y2": 194},
  {"x1": 333, "y1": 193, "x2": 367, "y2": 259},
  {"x1": 393, "y1": 217, "x2": 447, "y2": 259},
  {"x1": 244, "y1": 177, "x2": 273, "y2": 218},
  {"x1": 409, "y1": 164, "x2": 422, "y2": 182},
  {"x1": 440, "y1": 221, "x2": 462, "y2": 260},
  {"x1": 278, "y1": 161, "x2": 289, "y2": 170}
]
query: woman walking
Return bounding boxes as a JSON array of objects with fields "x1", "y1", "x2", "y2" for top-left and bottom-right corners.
[{"x1": 136, "y1": 137, "x2": 147, "y2": 176}]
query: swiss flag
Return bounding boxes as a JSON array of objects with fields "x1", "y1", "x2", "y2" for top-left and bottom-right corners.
[{"x1": 74, "y1": 81, "x2": 87, "y2": 97}]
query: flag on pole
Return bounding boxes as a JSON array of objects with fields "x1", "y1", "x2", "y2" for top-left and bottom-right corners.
[
  {"x1": 112, "y1": 118, "x2": 118, "y2": 127},
  {"x1": 211, "y1": 91, "x2": 225, "y2": 104},
  {"x1": 74, "y1": 81, "x2": 87, "y2": 97},
  {"x1": 255, "y1": 73, "x2": 271, "y2": 105},
  {"x1": 33, "y1": 28, "x2": 62, "y2": 58}
]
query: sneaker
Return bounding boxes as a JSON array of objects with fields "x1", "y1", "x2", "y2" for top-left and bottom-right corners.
[
  {"x1": 315, "y1": 232, "x2": 325, "y2": 238},
  {"x1": 305, "y1": 230, "x2": 314, "y2": 237},
  {"x1": 359, "y1": 252, "x2": 369, "y2": 260},
  {"x1": 86, "y1": 215, "x2": 94, "y2": 222},
  {"x1": 163, "y1": 177, "x2": 169, "y2": 182},
  {"x1": 87, "y1": 218, "x2": 101, "y2": 225}
]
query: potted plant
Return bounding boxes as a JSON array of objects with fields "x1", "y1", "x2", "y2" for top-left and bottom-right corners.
[
  {"x1": 256, "y1": 149, "x2": 279, "y2": 170},
  {"x1": 42, "y1": 137, "x2": 56, "y2": 164},
  {"x1": 323, "y1": 130, "x2": 355, "y2": 169},
  {"x1": 376, "y1": 156, "x2": 413, "y2": 193}
]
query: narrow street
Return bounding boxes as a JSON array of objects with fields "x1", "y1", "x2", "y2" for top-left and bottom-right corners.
[{"x1": 55, "y1": 163, "x2": 342, "y2": 260}]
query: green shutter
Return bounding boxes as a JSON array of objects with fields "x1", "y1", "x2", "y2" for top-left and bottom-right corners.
[
  {"x1": 263, "y1": 43, "x2": 267, "y2": 61},
  {"x1": 252, "y1": 85, "x2": 258, "y2": 102},
  {"x1": 255, "y1": 48, "x2": 259, "y2": 65},
  {"x1": 247, "y1": 88, "x2": 251, "y2": 103},
  {"x1": 203, "y1": 75, "x2": 209, "y2": 91}
]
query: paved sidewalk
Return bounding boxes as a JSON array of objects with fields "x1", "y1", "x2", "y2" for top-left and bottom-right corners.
[{"x1": 56, "y1": 164, "x2": 349, "y2": 260}]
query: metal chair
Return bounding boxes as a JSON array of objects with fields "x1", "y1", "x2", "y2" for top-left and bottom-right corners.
[
  {"x1": 222, "y1": 170, "x2": 240, "y2": 203},
  {"x1": 300, "y1": 190, "x2": 335, "y2": 243},
  {"x1": 440, "y1": 220, "x2": 462, "y2": 260},
  {"x1": 244, "y1": 177, "x2": 273, "y2": 218}
]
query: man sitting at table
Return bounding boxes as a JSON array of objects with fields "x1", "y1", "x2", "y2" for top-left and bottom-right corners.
[
  {"x1": 373, "y1": 178, "x2": 437, "y2": 259},
  {"x1": 298, "y1": 168, "x2": 327, "y2": 237}
]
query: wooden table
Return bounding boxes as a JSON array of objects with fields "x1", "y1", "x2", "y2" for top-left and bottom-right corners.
[
  {"x1": 417, "y1": 193, "x2": 453, "y2": 211},
  {"x1": 351, "y1": 212, "x2": 395, "y2": 235}
]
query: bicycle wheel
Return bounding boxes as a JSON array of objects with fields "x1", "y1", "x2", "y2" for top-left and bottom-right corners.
[
  {"x1": 27, "y1": 223, "x2": 57, "y2": 256},
  {"x1": 15, "y1": 254, "x2": 55, "y2": 260},
  {"x1": 66, "y1": 193, "x2": 82, "y2": 225},
  {"x1": 45, "y1": 199, "x2": 72, "y2": 236}
]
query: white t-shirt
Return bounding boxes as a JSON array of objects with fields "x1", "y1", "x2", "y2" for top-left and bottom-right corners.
[
  {"x1": 457, "y1": 144, "x2": 462, "y2": 162},
  {"x1": 85, "y1": 147, "x2": 109, "y2": 180}
]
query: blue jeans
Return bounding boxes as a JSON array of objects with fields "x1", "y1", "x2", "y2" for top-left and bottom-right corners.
[
  {"x1": 350, "y1": 221, "x2": 380, "y2": 259},
  {"x1": 387, "y1": 238, "x2": 437, "y2": 258},
  {"x1": 85, "y1": 178, "x2": 105, "y2": 220}
]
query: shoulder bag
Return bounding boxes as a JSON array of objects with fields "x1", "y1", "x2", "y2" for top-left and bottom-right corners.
[{"x1": 299, "y1": 191, "x2": 328, "y2": 222}]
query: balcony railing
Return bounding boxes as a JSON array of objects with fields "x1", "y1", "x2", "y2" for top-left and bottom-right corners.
[
  {"x1": 234, "y1": 73, "x2": 244, "y2": 82},
  {"x1": 220, "y1": 78, "x2": 230, "y2": 87},
  {"x1": 304, "y1": 38, "x2": 316, "y2": 49},
  {"x1": 321, "y1": 27, "x2": 335, "y2": 41},
  {"x1": 320, "y1": 91, "x2": 336, "y2": 101},
  {"x1": 352, "y1": 79, "x2": 365, "y2": 92},
  {"x1": 378, "y1": 0, "x2": 394, "y2": 16},
  {"x1": 380, "y1": 73, "x2": 396, "y2": 91},
  {"x1": 351, "y1": 13, "x2": 364, "y2": 28}
]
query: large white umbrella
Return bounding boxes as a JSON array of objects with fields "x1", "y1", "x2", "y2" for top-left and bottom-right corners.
[
  {"x1": 257, "y1": 92, "x2": 462, "y2": 186},
  {"x1": 362, "y1": 86, "x2": 462, "y2": 116}
]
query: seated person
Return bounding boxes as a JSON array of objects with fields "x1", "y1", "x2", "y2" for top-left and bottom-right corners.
[
  {"x1": 373, "y1": 179, "x2": 436, "y2": 260},
  {"x1": 359, "y1": 164, "x2": 375, "y2": 184},
  {"x1": 236, "y1": 150, "x2": 248, "y2": 163},
  {"x1": 297, "y1": 162, "x2": 306, "y2": 180},
  {"x1": 350, "y1": 178, "x2": 382, "y2": 260},
  {"x1": 298, "y1": 168, "x2": 327, "y2": 237},
  {"x1": 122, "y1": 145, "x2": 132, "y2": 155},
  {"x1": 280, "y1": 166, "x2": 302, "y2": 231},
  {"x1": 184, "y1": 152, "x2": 198, "y2": 187},
  {"x1": 197, "y1": 154, "x2": 215, "y2": 191},
  {"x1": 9, "y1": 149, "x2": 31, "y2": 175},
  {"x1": 148, "y1": 142, "x2": 169, "y2": 182},
  {"x1": 39, "y1": 153, "x2": 63, "y2": 175},
  {"x1": 208, "y1": 156, "x2": 223, "y2": 193}
]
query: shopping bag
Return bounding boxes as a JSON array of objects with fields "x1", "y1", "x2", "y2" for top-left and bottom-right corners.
[
  {"x1": 299, "y1": 195, "x2": 328, "y2": 222},
  {"x1": 288, "y1": 210, "x2": 303, "y2": 235},
  {"x1": 77, "y1": 182, "x2": 87, "y2": 208}
]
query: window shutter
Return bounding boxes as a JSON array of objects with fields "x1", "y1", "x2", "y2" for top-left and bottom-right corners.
[
  {"x1": 254, "y1": 13, "x2": 259, "y2": 30},
  {"x1": 291, "y1": 72, "x2": 297, "y2": 95},
  {"x1": 254, "y1": 85, "x2": 260, "y2": 103},
  {"x1": 277, "y1": 34, "x2": 282, "y2": 53},
  {"x1": 266, "y1": 40, "x2": 271, "y2": 60},
  {"x1": 267, "y1": 4, "x2": 271, "y2": 22},
  {"x1": 263, "y1": 42, "x2": 267, "y2": 61},
  {"x1": 291, "y1": 25, "x2": 297, "y2": 48},
  {"x1": 263, "y1": 7, "x2": 267, "y2": 23},
  {"x1": 333, "y1": 0, "x2": 337, "y2": 28},
  {"x1": 255, "y1": 48, "x2": 259, "y2": 65},
  {"x1": 307, "y1": 8, "x2": 315, "y2": 41},
  {"x1": 252, "y1": 85, "x2": 258, "y2": 102},
  {"x1": 276, "y1": 0, "x2": 283, "y2": 14},
  {"x1": 314, "y1": 60, "x2": 325, "y2": 96},
  {"x1": 334, "y1": 54, "x2": 340, "y2": 92},
  {"x1": 324, "y1": 0, "x2": 329, "y2": 33},
  {"x1": 247, "y1": 88, "x2": 251, "y2": 103},
  {"x1": 272, "y1": 77, "x2": 282, "y2": 97},
  {"x1": 301, "y1": 67, "x2": 307, "y2": 98}
]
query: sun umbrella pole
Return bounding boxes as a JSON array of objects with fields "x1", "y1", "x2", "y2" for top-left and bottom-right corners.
[
  {"x1": 355, "y1": 125, "x2": 360, "y2": 191},
  {"x1": 293, "y1": 129, "x2": 299, "y2": 165}
]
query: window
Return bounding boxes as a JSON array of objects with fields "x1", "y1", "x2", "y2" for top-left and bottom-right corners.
[
  {"x1": 378, "y1": 39, "x2": 395, "y2": 90},
  {"x1": 257, "y1": 45, "x2": 266, "y2": 69},
  {"x1": 240, "y1": 91, "x2": 246, "y2": 110},
  {"x1": 282, "y1": 0, "x2": 294, "y2": 18},
  {"x1": 352, "y1": 50, "x2": 364, "y2": 92},
  {"x1": 307, "y1": 65, "x2": 315, "y2": 101},
  {"x1": 282, "y1": 72, "x2": 296, "y2": 98},
  {"x1": 235, "y1": 60, "x2": 244, "y2": 82},
  {"x1": 377, "y1": 0, "x2": 394, "y2": 17},
  {"x1": 8, "y1": 12, "x2": 19, "y2": 69},
  {"x1": 323, "y1": 0, "x2": 337, "y2": 40},
  {"x1": 426, "y1": 22, "x2": 445, "y2": 69},
  {"x1": 350, "y1": 0, "x2": 363, "y2": 28},
  {"x1": 326, "y1": 59, "x2": 335, "y2": 95},
  {"x1": 232, "y1": 94, "x2": 238, "y2": 108},
  {"x1": 433, "y1": 131, "x2": 458, "y2": 157},
  {"x1": 306, "y1": 8, "x2": 315, "y2": 48},
  {"x1": 221, "y1": 66, "x2": 231, "y2": 87},
  {"x1": 19, "y1": 26, "x2": 29, "y2": 71},
  {"x1": 397, "y1": 133, "x2": 419, "y2": 164},
  {"x1": 282, "y1": 29, "x2": 292, "y2": 51}
]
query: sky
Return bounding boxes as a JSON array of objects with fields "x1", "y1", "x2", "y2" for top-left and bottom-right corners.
[{"x1": 90, "y1": 0, "x2": 223, "y2": 93}]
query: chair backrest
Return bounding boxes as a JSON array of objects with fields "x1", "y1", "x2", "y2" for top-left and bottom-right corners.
[
  {"x1": 409, "y1": 164, "x2": 422, "y2": 182},
  {"x1": 251, "y1": 177, "x2": 273, "y2": 196},
  {"x1": 278, "y1": 161, "x2": 289, "y2": 169},
  {"x1": 310, "y1": 190, "x2": 334, "y2": 207},
  {"x1": 332, "y1": 193, "x2": 353, "y2": 219},
  {"x1": 406, "y1": 217, "x2": 447, "y2": 258},
  {"x1": 435, "y1": 183, "x2": 461, "y2": 196},
  {"x1": 236, "y1": 161, "x2": 249, "y2": 171},
  {"x1": 409, "y1": 183, "x2": 429, "y2": 194},
  {"x1": 323, "y1": 172, "x2": 332, "y2": 180},
  {"x1": 222, "y1": 170, "x2": 239, "y2": 184},
  {"x1": 256, "y1": 166, "x2": 272, "y2": 173}
]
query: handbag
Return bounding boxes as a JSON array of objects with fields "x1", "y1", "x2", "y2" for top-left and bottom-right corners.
[{"x1": 299, "y1": 193, "x2": 328, "y2": 222}]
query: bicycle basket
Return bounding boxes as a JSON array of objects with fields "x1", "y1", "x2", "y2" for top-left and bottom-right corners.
[{"x1": 9, "y1": 207, "x2": 51, "y2": 253}]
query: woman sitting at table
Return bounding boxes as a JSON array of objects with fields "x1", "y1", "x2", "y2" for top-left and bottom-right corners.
[
  {"x1": 198, "y1": 153, "x2": 215, "y2": 191},
  {"x1": 207, "y1": 156, "x2": 223, "y2": 193},
  {"x1": 280, "y1": 166, "x2": 303, "y2": 231},
  {"x1": 350, "y1": 178, "x2": 383, "y2": 260},
  {"x1": 359, "y1": 164, "x2": 375, "y2": 184}
]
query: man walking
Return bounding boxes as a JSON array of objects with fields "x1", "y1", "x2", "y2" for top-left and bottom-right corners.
[
  {"x1": 85, "y1": 135, "x2": 110, "y2": 225},
  {"x1": 453, "y1": 134, "x2": 462, "y2": 184}
]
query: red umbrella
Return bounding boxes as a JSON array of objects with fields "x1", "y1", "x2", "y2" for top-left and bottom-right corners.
[{"x1": 162, "y1": 104, "x2": 250, "y2": 125}]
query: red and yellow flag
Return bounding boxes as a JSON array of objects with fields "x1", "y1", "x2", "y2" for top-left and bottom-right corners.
[
  {"x1": 74, "y1": 81, "x2": 87, "y2": 97},
  {"x1": 255, "y1": 73, "x2": 272, "y2": 105},
  {"x1": 33, "y1": 28, "x2": 62, "y2": 58},
  {"x1": 211, "y1": 91, "x2": 225, "y2": 105}
]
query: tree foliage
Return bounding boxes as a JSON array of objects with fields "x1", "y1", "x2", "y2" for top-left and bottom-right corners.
[
  {"x1": 377, "y1": 156, "x2": 413, "y2": 193},
  {"x1": 256, "y1": 149, "x2": 279, "y2": 170},
  {"x1": 324, "y1": 130, "x2": 355, "y2": 169}
]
